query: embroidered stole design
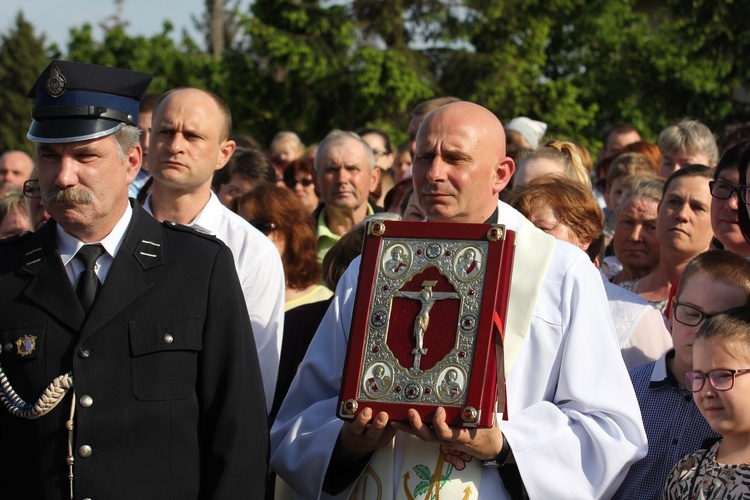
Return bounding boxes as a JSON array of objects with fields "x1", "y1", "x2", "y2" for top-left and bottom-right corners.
[{"x1": 351, "y1": 222, "x2": 555, "y2": 499}]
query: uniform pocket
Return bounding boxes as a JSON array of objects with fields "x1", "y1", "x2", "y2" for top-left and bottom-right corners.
[{"x1": 129, "y1": 318, "x2": 202, "y2": 400}]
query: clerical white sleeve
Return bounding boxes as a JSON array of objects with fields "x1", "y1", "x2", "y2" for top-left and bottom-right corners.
[
  {"x1": 500, "y1": 241, "x2": 647, "y2": 499},
  {"x1": 270, "y1": 205, "x2": 647, "y2": 499},
  {"x1": 270, "y1": 260, "x2": 357, "y2": 499}
]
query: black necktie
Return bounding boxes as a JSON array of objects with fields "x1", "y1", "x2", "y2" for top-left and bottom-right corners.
[{"x1": 75, "y1": 244, "x2": 105, "y2": 314}]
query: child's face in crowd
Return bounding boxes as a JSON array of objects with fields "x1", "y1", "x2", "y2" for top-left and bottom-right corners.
[
  {"x1": 692, "y1": 337, "x2": 750, "y2": 437},
  {"x1": 671, "y1": 271, "x2": 748, "y2": 374}
]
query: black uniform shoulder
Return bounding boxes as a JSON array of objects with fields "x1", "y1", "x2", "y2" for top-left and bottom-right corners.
[
  {"x1": 0, "y1": 231, "x2": 33, "y2": 247},
  {"x1": 160, "y1": 220, "x2": 224, "y2": 247}
]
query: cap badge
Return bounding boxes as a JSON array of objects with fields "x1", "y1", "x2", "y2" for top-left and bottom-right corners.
[
  {"x1": 45, "y1": 64, "x2": 66, "y2": 98},
  {"x1": 16, "y1": 335, "x2": 37, "y2": 356}
]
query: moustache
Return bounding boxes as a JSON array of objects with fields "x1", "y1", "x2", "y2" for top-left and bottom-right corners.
[{"x1": 43, "y1": 187, "x2": 94, "y2": 204}]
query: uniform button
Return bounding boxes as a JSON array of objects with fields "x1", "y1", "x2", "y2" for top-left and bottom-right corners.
[
  {"x1": 79, "y1": 445, "x2": 92, "y2": 458},
  {"x1": 80, "y1": 395, "x2": 93, "y2": 407},
  {"x1": 4, "y1": 342, "x2": 13, "y2": 352},
  {"x1": 163, "y1": 333, "x2": 174, "y2": 344},
  {"x1": 79, "y1": 348, "x2": 90, "y2": 359}
]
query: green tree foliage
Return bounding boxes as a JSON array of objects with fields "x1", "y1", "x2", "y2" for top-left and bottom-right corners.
[
  {"x1": 0, "y1": 13, "x2": 49, "y2": 154},
  {"x1": 1, "y1": 0, "x2": 748, "y2": 153},
  {"x1": 192, "y1": 0, "x2": 245, "y2": 56}
]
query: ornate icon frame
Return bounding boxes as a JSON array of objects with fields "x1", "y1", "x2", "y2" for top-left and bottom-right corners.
[{"x1": 338, "y1": 219, "x2": 515, "y2": 428}]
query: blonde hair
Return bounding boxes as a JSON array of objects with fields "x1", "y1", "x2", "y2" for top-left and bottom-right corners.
[
  {"x1": 658, "y1": 119, "x2": 719, "y2": 165},
  {"x1": 532, "y1": 140, "x2": 592, "y2": 189},
  {"x1": 271, "y1": 131, "x2": 304, "y2": 154}
]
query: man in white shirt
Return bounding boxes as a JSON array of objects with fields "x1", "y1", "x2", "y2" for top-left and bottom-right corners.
[
  {"x1": 271, "y1": 101, "x2": 646, "y2": 499},
  {"x1": 0, "y1": 59, "x2": 267, "y2": 498},
  {"x1": 145, "y1": 88, "x2": 285, "y2": 411}
]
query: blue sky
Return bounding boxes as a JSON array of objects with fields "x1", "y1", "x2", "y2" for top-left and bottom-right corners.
[{"x1": 3, "y1": 0, "x2": 251, "y2": 49}]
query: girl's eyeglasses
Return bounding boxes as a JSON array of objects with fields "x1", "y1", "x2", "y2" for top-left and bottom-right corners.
[{"x1": 684, "y1": 368, "x2": 750, "y2": 392}]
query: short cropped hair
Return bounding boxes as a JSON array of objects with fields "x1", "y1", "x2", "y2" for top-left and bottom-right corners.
[
  {"x1": 604, "y1": 123, "x2": 641, "y2": 146},
  {"x1": 154, "y1": 88, "x2": 232, "y2": 141},
  {"x1": 112, "y1": 124, "x2": 141, "y2": 160},
  {"x1": 676, "y1": 249, "x2": 750, "y2": 300},
  {"x1": 662, "y1": 164, "x2": 714, "y2": 199},
  {"x1": 606, "y1": 152, "x2": 657, "y2": 189},
  {"x1": 314, "y1": 130, "x2": 375, "y2": 173},
  {"x1": 696, "y1": 306, "x2": 750, "y2": 360},
  {"x1": 658, "y1": 119, "x2": 719, "y2": 166}
]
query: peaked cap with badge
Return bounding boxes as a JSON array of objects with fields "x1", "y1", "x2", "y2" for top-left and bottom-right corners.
[
  {"x1": 27, "y1": 59, "x2": 153, "y2": 143},
  {"x1": 0, "y1": 61, "x2": 269, "y2": 498}
]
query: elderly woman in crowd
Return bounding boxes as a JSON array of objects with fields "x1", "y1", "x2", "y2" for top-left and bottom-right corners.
[
  {"x1": 234, "y1": 183, "x2": 332, "y2": 311},
  {"x1": 710, "y1": 141, "x2": 750, "y2": 257},
  {"x1": 608, "y1": 179, "x2": 665, "y2": 284},
  {"x1": 618, "y1": 165, "x2": 714, "y2": 312},
  {"x1": 509, "y1": 175, "x2": 671, "y2": 368}
]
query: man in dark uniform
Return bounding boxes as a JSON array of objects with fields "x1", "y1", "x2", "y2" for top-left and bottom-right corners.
[{"x1": 0, "y1": 60, "x2": 267, "y2": 499}]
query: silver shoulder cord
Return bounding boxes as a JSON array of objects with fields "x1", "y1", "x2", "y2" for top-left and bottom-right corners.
[{"x1": 0, "y1": 362, "x2": 77, "y2": 500}]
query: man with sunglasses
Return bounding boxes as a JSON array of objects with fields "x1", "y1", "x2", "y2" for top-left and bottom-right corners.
[
  {"x1": 614, "y1": 250, "x2": 750, "y2": 499},
  {"x1": 144, "y1": 87, "x2": 285, "y2": 413}
]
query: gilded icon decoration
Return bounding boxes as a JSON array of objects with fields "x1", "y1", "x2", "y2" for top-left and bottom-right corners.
[
  {"x1": 362, "y1": 362, "x2": 393, "y2": 399},
  {"x1": 453, "y1": 245, "x2": 483, "y2": 282},
  {"x1": 382, "y1": 243, "x2": 411, "y2": 278}
]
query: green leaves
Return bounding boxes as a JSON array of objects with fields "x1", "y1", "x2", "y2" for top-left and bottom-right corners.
[{"x1": 2, "y1": 0, "x2": 749, "y2": 152}]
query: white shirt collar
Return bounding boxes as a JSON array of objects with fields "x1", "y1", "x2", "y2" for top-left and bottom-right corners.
[
  {"x1": 57, "y1": 202, "x2": 133, "y2": 267},
  {"x1": 650, "y1": 350, "x2": 673, "y2": 383},
  {"x1": 143, "y1": 191, "x2": 219, "y2": 236}
]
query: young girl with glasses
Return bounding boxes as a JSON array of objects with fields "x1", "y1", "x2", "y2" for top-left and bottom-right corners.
[{"x1": 664, "y1": 307, "x2": 750, "y2": 498}]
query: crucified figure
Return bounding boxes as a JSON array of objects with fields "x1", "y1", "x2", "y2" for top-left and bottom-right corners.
[{"x1": 394, "y1": 280, "x2": 459, "y2": 372}]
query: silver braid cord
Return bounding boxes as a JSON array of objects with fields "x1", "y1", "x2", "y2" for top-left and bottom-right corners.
[
  {"x1": 0, "y1": 362, "x2": 77, "y2": 498},
  {"x1": 0, "y1": 362, "x2": 74, "y2": 419}
]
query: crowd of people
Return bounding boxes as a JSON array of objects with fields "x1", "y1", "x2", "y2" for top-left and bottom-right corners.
[{"x1": 2, "y1": 58, "x2": 750, "y2": 499}]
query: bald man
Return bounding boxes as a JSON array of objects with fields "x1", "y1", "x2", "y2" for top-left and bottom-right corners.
[
  {"x1": 0, "y1": 150, "x2": 33, "y2": 193},
  {"x1": 271, "y1": 102, "x2": 646, "y2": 499},
  {"x1": 145, "y1": 88, "x2": 285, "y2": 412}
]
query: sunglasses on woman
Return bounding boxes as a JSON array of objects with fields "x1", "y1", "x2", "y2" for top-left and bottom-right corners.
[
  {"x1": 285, "y1": 177, "x2": 314, "y2": 189},
  {"x1": 249, "y1": 219, "x2": 277, "y2": 236}
]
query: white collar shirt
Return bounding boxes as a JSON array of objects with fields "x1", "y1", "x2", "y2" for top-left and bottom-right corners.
[{"x1": 57, "y1": 202, "x2": 133, "y2": 287}]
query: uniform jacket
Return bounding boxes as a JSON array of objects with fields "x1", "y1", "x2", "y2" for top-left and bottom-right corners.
[{"x1": 0, "y1": 202, "x2": 268, "y2": 499}]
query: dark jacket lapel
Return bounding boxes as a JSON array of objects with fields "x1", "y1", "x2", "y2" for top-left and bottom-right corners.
[
  {"x1": 81, "y1": 204, "x2": 162, "y2": 336},
  {"x1": 21, "y1": 222, "x2": 86, "y2": 331}
]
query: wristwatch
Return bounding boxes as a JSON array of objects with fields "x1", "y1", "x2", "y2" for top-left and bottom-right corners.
[{"x1": 482, "y1": 434, "x2": 511, "y2": 467}]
